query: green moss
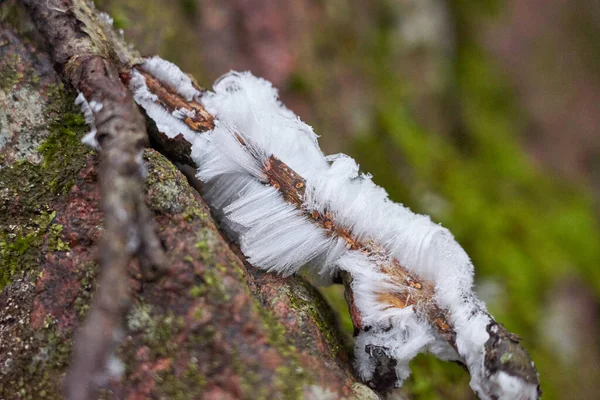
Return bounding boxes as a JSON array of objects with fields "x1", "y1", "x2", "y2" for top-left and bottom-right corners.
[
  {"x1": 188, "y1": 284, "x2": 207, "y2": 298},
  {"x1": 126, "y1": 303, "x2": 154, "y2": 332},
  {"x1": 0, "y1": 85, "x2": 88, "y2": 212},
  {"x1": 183, "y1": 206, "x2": 207, "y2": 222},
  {"x1": 124, "y1": 303, "x2": 206, "y2": 399},
  {"x1": 0, "y1": 53, "x2": 23, "y2": 92},
  {"x1": 194, "y1": 228, "x2": 217, "y2": 263},
  {"x1": 144, "y1": 148, "x2": 179, "y2": 183},
  {"x1": 73, "y1": 261, "x2": 98, "y2": 318},
  {"x1": 127, "y1": 303, "x2": 186, "y2": 359},
  {"x1": 286, "y1": 279, "x2": 348, "y2": 360},
  {"x1": 203, "y1": 269, "x2": 230, "y2": 303},
  {"x1": 0, "y1": 317, "x2": 73, "y2": 399},
  {"x1": 194, "y1": 238, "x2": 210, "y2": 259},
  {"x1": 144, "y1": 149, "x2": 209, "y2": 222},
  {"x1": 183, "y1": 275, "x2": 311, "y2": 399},
  {"x1": 254, "y1": 304, "x2": 308, "y2": 399},
  {"x1": 157, "y1": 361, "x2": 206, "y2": 400},
  {"x1": 37, "y1": 110, "x2": 88, "y2": 191},
  {"x1": 0, "y1": 84, "x2": 90, "y2": 290},
  {"x1": 187, "y1": 262, "x2": 230, "y2": 301},
  {"x1": 46, "y1": 223, "x2": 70, "y2": 251},
  {"x1": 149, "y1": 179, "x2": 184, "y2": 213},
  {"x1": 230, "y1": 348, "x2": 271, "y2": 400},
  {"x1": 144, "y1": 150, "x2": 185, "y2": 213},
  {"x1": 0, "y1": 211, "x2": 55, "y2": 289}
]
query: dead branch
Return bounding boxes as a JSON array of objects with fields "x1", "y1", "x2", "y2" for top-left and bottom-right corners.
[{"x1": 136, "y1": 61, "x2": 540, "y2": 397}]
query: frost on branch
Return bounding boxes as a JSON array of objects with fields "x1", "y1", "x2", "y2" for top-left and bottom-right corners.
[
  {"x1": 128, "y1": 56, "x2": 213, "y2": 145},
  {"x1": 75, "y1": 92, "x2": 101, "y2": 149},
  {"x1": 129, "y1": 57, "x2": 540, "y2": 399}
]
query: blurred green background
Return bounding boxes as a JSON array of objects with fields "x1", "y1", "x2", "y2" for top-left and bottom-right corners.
[{"x1": 96, "y1": 0, "x2": 600, "y2": 398}]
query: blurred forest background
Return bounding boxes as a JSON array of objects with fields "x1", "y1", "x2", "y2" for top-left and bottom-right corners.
[
  {"x1": 4, "y1": 0, "x2": 599, "y2": 398},
  {"x1": 91, "y1": 0, "x2": 600, "y2": 398}
]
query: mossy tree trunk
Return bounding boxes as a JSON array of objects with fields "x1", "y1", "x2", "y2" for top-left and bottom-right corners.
[{"x1": 3, "y1": 0, "x2": 600, "y2": 399}]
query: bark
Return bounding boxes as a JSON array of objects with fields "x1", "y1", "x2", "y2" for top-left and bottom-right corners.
[{"x1": 0, "y1": 2, "x2": 378, "y2": 399}]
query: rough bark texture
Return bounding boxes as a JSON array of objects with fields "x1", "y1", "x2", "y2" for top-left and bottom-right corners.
[{"x1": 0, "y1": 2, "x2": 380, "y2": 399}]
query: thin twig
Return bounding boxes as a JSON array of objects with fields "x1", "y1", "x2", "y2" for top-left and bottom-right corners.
[{"x1": 21, "y1": 1, "x2": 166, "y2": 399}]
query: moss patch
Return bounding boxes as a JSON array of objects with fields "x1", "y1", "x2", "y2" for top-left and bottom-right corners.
[
  {"x1": 144, "y1": 149, "x2": 209, "y2": 222},
  {"x1": 0, "y1": 83, "x2": 90, "y2": 289},
  {"x1": 0, "y1": 313, "x2": 73, "y2": 400},
  {"x1": 156, "y1": 361, "x2": 206, "y2": 400},
  {"x1": 254, "y1": 303, "x2": 308, "y2": 399},
  {"x1": 0, "y1": 53, "x2": 23, "y2": 92},
  {"x1": 286, "y1": 279, "x2": 348, "y2": 360},
  {"x1": 0, "y1": 211, "x2": 55, "y2": 290}
]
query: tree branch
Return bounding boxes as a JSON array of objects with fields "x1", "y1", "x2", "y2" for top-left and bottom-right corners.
[
  {"x1": 21, "y1": 1, "x2": 166, "y2": 398},
  {"x1": 135, "y1": 55, "x2": 540, "y2": 398}
]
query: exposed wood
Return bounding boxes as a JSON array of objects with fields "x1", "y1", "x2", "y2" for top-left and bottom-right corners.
[{"x1": 134, "y1": 69, "x2": 214, "y2": 132}]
